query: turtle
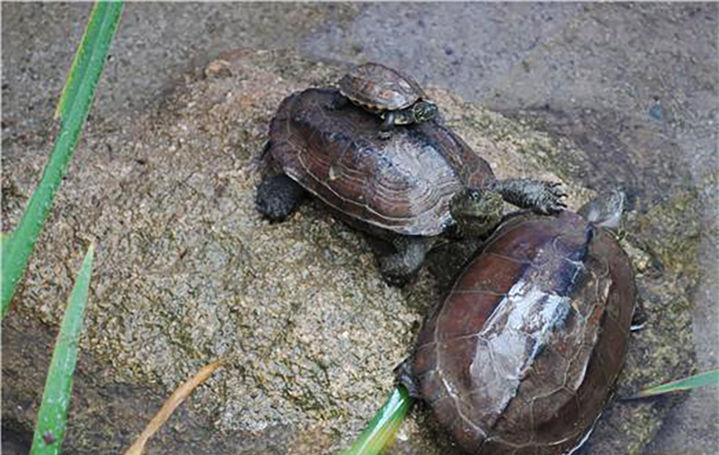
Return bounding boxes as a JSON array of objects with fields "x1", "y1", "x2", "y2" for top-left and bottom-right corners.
[
  {"x1": 255, "y1": 87, "x2": 566, "y2": 285},
  {"x1": 397, "y1": 190, "x2": 638, "y2": 454},
  {"x1": 338, "y1": 62, "x2": 439, "y2": 139}
]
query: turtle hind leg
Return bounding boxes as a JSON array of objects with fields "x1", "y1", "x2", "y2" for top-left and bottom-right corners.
[
  {"x1": 256, "y1": 174, "x2": 306, "y2": 221},
  {"x1": 378, "y1": 236, "x2": 435, "y2": 286},
  {"x1": 490, "y1": 178, "x2": 567, "y2": 215}
]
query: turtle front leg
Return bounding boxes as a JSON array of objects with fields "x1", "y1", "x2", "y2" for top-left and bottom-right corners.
[
  {"x1": 378, "y1": 111, "x2": 395, "y2": 140},
  {"x1": 256, "y1": 174, "x2": 307, "y2": 221},
  {"x1": 378, "y1": 236, "x2": 435, "y2": 286},
  {"x1": 490, "y1": 178, "x2": 567, "y2": 215}
]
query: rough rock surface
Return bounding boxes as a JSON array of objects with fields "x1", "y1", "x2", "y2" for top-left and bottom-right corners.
[{"x1": 2, "y1": 50, "x2": 698, "y2": 454}]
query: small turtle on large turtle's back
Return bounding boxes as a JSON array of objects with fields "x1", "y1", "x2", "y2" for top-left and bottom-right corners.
[
  {"x1": 398, "y1": 190, "x2": 639, "y2": 454},
  {"x1": 339, "y1": 62, "x2": 439, "y2": 139},
  {"x1": 256, "y1": 87, "x2": 566, "y2": 285}
]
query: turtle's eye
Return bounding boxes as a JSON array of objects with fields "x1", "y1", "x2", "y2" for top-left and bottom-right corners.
[{"x1": 467, "y1": 189, "x2": 482, "y2": 201}]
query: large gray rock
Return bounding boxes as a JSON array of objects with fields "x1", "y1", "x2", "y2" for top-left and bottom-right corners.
[{"x1": 2, "y1": 50, "x2": 698, "y2": 454}]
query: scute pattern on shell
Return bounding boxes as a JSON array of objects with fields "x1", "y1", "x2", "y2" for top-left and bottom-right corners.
[
  {"x1": 339, "y1": 62, "x2": 426, "y2": 111},
  {"x1": 411, "y1": 210, "x2": 635, "y2": 454},
  {"x1": 267, "y1": 88, "x2": 495, "y2": 236}
]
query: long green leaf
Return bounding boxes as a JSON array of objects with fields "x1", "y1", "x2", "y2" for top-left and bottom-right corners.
[
  {"x1": 341, "y1": 386, "x2": 414, "y2": 455},
  {"x1": 29, "y1": 245, "x2": 95, "y2": 455},
  {"x1": 635, "y1": 369, "x2": 719, "y2": 398},
  {"x1": 1, "y1": 1, "x2": 123, "y2": 318}
]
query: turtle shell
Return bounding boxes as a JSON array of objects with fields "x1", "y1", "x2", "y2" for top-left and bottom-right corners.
[
  {"x1": 409, "y1": 210, "x2": 636, "y2": 454},
  {"x1": 267, "y1": 88, "x2": 495, "y2": 236},
  {"x1": 339, "y1": 62, "x2": 427, "y2": 111}
]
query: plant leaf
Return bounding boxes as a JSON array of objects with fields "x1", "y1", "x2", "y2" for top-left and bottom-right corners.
[
  {"x1": 29, "y1": 245, "x2": 95, "y2": 455},
  {"x1": 635, "y1": 369, "x2": 719, "y2": 398},
  {"x1": 341, "y1": 386, "x2": 414, "y2": 455},
  {"x1": 1, "y1": 1, "x2": 124, "y2": 318}
]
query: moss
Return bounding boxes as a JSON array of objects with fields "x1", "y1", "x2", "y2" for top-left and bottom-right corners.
[{"x1": 635, "y1": 189, "x2": 702, "y2": 282}]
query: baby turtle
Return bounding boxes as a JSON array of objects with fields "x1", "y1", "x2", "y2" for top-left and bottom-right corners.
[
  {"x1": 256, "y1": 88, "x2": 566, "y2": 285},
  {"x1": 339, "y1": 62, "x2": 439, "y2": 139},
  {"x1": 398, "y1": 191, "x2": 636, "y2": 454}
]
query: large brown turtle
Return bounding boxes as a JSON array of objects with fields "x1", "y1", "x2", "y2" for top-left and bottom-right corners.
[
  {"x1": 256, "y1": 88, "x2": 566, "y2": 285},
  {"x1": 397, "y1": 191, "x2": 637, "y2": 454},
  {"x1": 339, "y1": 62, "x2": 439, "y2": 139}
]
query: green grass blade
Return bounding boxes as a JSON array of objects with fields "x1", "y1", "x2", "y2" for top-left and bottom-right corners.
[
  {"x1": 341, "y1": 386, "x2": 414, "y2": 455},
  {"x1": 29, "y1": 245, "x2": 95, "y2": 455},
  {"x1": 1, "y1": 1, "x2": 124, "y2": 318},
  {"x1": 635, "y1": 369, "x2": 719, "y2": 398},
  {"x1": 54, "y1": 2, "x2": 124, "y2": 121}
]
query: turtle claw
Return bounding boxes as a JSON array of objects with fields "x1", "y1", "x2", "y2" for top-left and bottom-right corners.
[
  {"x1": 537, "y1": 196, "x2": 567, "y2": 215},
  {"x1": 534, "y1": 181, "x2": 568, "y2": 214},
  {"x1": 377, "y1": 129, "x2": 392, "y2": 141}
]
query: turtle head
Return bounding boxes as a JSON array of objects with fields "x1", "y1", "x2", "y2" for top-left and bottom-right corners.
[
  {"x1": 450, "y1": 189, "x2": 505, "y2": 237},
  {"x1": 412, "y1": 101, "x2": 439, "y2": 123},
  {"x1": 578, "y1": 189, "x2": 626, "y2": 231}
]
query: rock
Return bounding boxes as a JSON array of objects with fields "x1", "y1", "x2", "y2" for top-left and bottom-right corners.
[{"x1": 1, "y1": 49, "x2": 696, "y2": 454}]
